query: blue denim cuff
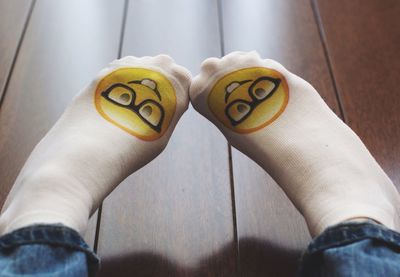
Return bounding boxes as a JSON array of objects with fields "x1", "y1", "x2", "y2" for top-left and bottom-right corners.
[
  {"x1": 0, "y1": 224, "x2": 100, "y2": 276},
  {"x1": 306, "y1": 221, "x2": 400, "y2": 254},
  {"x1": 298, "y1": 221, "x2": 400, "y2": 276}
]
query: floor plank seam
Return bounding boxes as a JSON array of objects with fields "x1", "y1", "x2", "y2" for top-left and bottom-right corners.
[
  {"x1": 93, "y1": 0, "x2": 130, "y2": 254},
  {"x1": 228, "y1": 144, "x2": 240, "y2": 277},
  {"x1": 217, "y1": 0, "x2": 225, "y2": 58},
  {"x1": 217, "y1": 0, "x2": 240, "y2": 275},
  {"x1": 93, "y1": 204, "x2": 103, "y2": 254},
  {"x1": 118, "y1": 0, "x2": 130, "y2": 58},
  {"x1": 310, "y1": 0, "x2": 347, "y2": 122},
  {"x1": 0, "y1": 0, "x2": 36, "y2": 109}
]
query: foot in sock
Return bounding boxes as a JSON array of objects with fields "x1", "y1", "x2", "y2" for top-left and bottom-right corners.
[
  {"x1": 0, "y1": 55, "x2": 191, "y2": 235},
  {"x1": 190, "y1": 51, "x2": 400, "y2": 236}
]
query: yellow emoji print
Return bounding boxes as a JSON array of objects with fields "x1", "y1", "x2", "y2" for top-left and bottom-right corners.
[
  {"x1": 94, "y1": 68, "x2": 176, "y2": 140},
  {"x1": 208, "y1": 67, "x2": 289, "y2": 133}
]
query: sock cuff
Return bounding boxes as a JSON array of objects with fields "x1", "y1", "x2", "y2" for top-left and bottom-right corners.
[
  {"x1": 310, "y1": 203, "x2": 397, "y2": 237},
  {"x1": 1, "y1": 210, "x2": 86, "y2": 236}
]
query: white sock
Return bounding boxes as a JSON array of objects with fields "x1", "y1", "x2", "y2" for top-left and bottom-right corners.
[
  {"x1": 0, "y1": 55, "x2": 191, "y2": 235},
  {"x1": 190, "y1": 51, "x2": 400, "y2": 236}
]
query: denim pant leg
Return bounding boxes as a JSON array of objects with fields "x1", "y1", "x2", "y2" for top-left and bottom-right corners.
[
  {"x1": 298, "y1": 221, "x2": 400, "y2": 277},
  {"x1": 0, "y1": 224, "x2": 99, "y2": 277}
]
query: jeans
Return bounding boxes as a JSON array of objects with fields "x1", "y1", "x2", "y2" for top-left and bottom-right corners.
[
  {"x1": 298, "y1": 221, "x2": 400, "y2": 276},
  {"x1": 0, "y1": 225, "x2": 99, "y2": 277},
  {"x1": 0, "y1": 222, "x2": 399, "y2": 276}
]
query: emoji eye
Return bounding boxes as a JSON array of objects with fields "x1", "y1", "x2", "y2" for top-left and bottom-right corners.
[
  {"x1": 224, "y1": 80, "x2": 252, "y2": 103},
  {"x1": 226, "y1": 101, "x2": 252, "y2": 124},
  {"x1": 107, "y1": 85, "x2": 134, "y2": 106},
  {"x1": 226, "y1": 82, "x2": 240, "y2": 94},
  {"x1": 138, "y1": 101, "x2": 164, "y2": 129},
  {"x1": 249, "y1": 77, "x2": 280, "y2": 100},
  {"x1": 140, "y1": 79, "x2": 157, "y2": 90},
  {"x1": 128, "y1": 79, "x2": 161, "y2": 100}
]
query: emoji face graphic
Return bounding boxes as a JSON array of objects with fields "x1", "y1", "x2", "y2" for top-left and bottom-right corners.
[
  {"x1": 94, "y1": 68, "x2": 176, "y2": 140},
  {"x1": 208, "y1": 67, "x2": 289, "y2": 133}
]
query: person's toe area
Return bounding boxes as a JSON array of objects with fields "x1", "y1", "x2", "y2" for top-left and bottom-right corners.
[
  {"x1": 91, "y1": 55, "x2": 191, "y2": 117},
  {"x1": 189, "y1": 51, "x2": 287, "y2": 103}
]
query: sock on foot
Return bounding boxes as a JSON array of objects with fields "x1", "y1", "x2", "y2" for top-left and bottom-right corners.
[
  {"x1": 0, "y1": 55, "x2": 191, "y2": 235},
  {"x1": 190, "y1": 51, "x2": 400, "y2": 237}
]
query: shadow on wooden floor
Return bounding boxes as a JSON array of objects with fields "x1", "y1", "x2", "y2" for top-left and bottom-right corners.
[{"x1": 98, "y1": 237, "x2": 302, "y2": 277}]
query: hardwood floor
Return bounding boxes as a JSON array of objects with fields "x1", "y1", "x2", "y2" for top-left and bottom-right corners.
[
  {"x1": 0, "y1": 0, "x2": 32, "y2": 101},
  {"x1": 220, "y1": 0, "x2": 338, "y2": 275},
  {"x1": 0, "y1": 0, "x2": 399, "y2": 276},
  {"x1": 97, "y1": 1, "x2": 236, "y2": 276},
  {"x1": 315, "y1": 0, "x2": 400, "y2": 188}
]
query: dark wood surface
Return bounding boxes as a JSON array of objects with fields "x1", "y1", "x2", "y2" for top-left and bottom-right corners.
[
  {"x1": 219, "y1": 0, "x2": 341, "y2": 275},
  {"x1": 96, "y1": 1, "x2": 237, "y2": 276},
  {"x1": 315, "y1": 0, "x2": 400, "y2": 188},
  {"x1": 0, "y1": 0, "x2": 399, "y2": 276},
  {"x1": 0, "y1": 0, "x2": 125, "y2": 245},
  {"x1": 0, "y1": 0, "x2": 32, "y2": 101}
]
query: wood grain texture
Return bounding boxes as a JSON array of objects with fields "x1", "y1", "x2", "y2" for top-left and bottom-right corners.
[
  {"x1": 0, "y1": 0, "x2": 32, "y2": 101},
  {"x1": 1, "y1": 0, "x2": 396, "y2": 276},
  {"x1": 0, "y1": 0, "x2": 125, "y2": 247},
  {"x1": 85, "y1": 211, "x2": 99, "y2": 249},
  {"x1": 315, "y1": 0, "x2": 400, "y2": 188},
  {"x1": 96, "y1": 0, "x2": 237, "y2": 276},
  {"x1": 220, "y1": 0, "x2": 340, "y2": 275}
]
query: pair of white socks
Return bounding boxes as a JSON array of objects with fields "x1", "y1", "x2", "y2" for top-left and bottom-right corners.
[{"x1": 1, "y1": 52, "x2": 399, "y2": 237}]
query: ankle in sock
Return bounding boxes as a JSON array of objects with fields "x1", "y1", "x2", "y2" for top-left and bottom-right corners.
[
  {"x1": 190, "y1": 51, "x2": 400, "y2": 237},
  {"x1": 0, "y1": 55, "x2": 191, "y2": 235}
]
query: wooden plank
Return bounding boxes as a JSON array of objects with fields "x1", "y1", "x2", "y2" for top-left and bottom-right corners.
[
  {"x1": 96, "y1": 0, "x2": 237, "y2": 276},
  {"x1": 0, "y1": 0, "x2": 32, "y2": 101},
  {"x1": 315, "y1": 0, "x2": 400, "y2": 188},
  {"x1": 0, "y1": 0, "x2": 125, "y2": 248},
  {"x1": 220, "y1": 0, "x2": 341, "y2": 275},
  {"x1": 85, "y1": 211, "x2": 99, "y2": 249}
]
